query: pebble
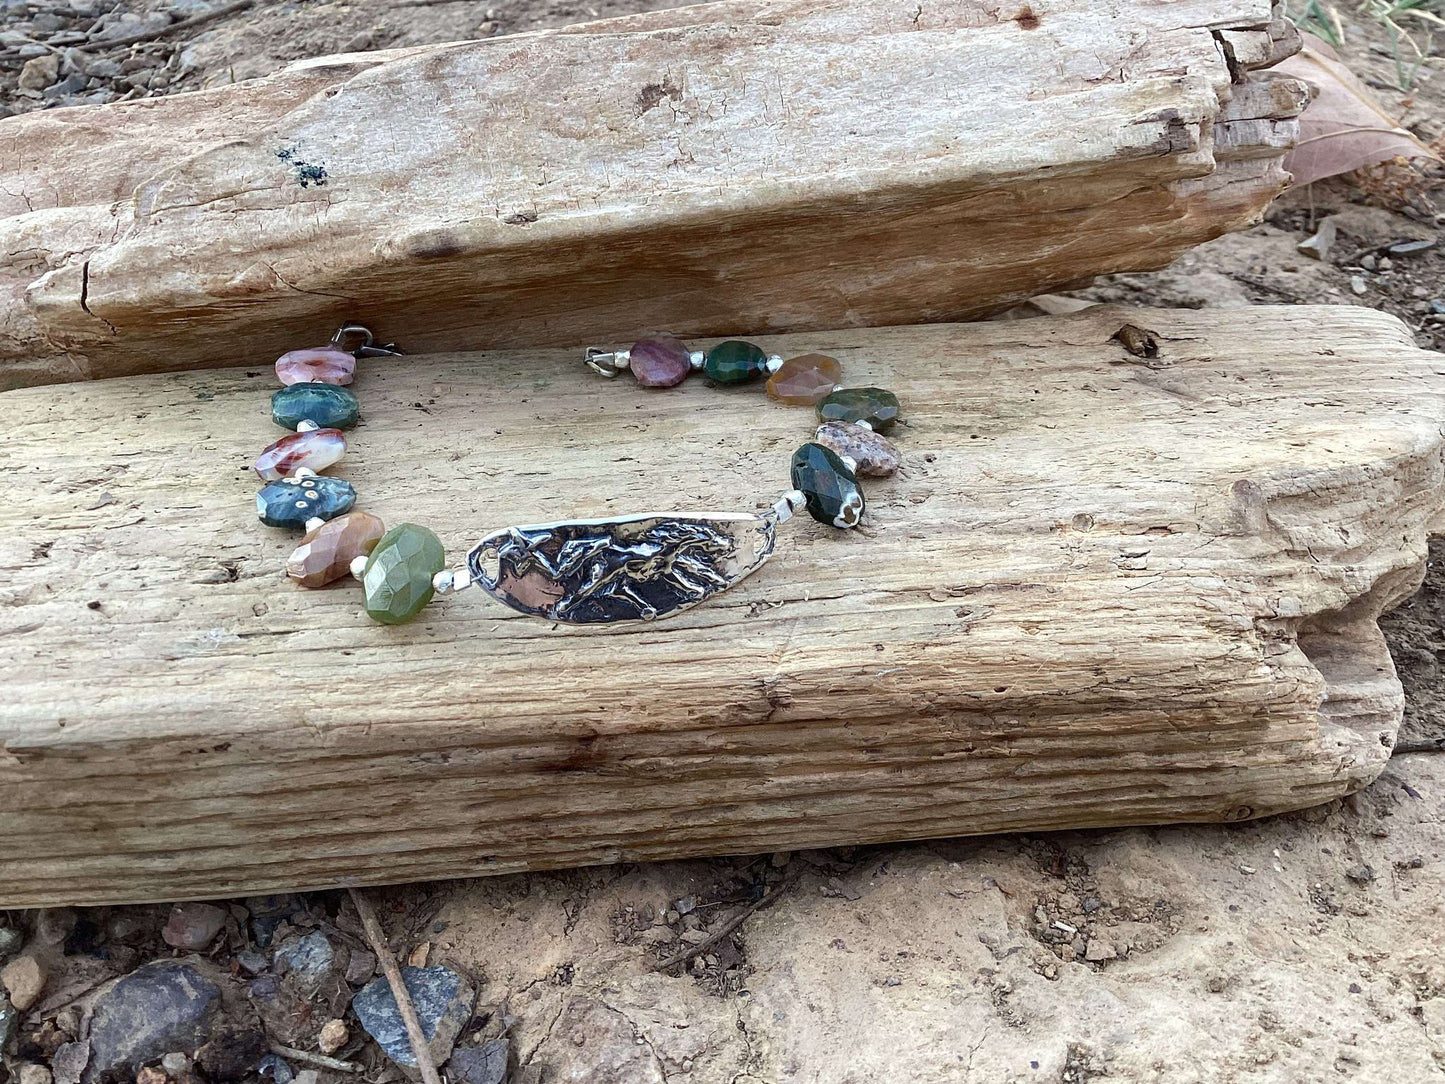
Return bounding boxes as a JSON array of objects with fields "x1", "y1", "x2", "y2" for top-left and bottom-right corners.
[
  {"x1": 1, "y1": 955, "x2": 45, "y2": 1011},
  {"x1": 86, "y1": 961, "x2": 221, "y2": 1080},
  {"x1": 50, "y1": 1041, "x2": 88, "y2": 1084},
  {"x1": 1349, "y1": 275, "x2": 1368, "y2": 296},
  {"x1": 272, "y1": 931, "x2": 334, "y2": 984},
  {"x1": 256, "y1": 1053, "x2": 293, "y2": 1084},
  {"x1": 318, "y1": 1018, "x2": 349, "y2": 1055},
  {"x1": 163, "y1": 903, "x2": 228, "y2": 951},
  {"x1": 17, "y1": 54, "x2": 59, "y2": 90},
  {"x1": 292, "y1": 1073, "x2": 318, "y2": 1084},
  {"x1": 136, "y1": 1067, "x2": 166, "y2": 1084},
  {"x1": 1360, "y1": 253, "x2": 1377, "y2": 271},
  {"x1": 1345, "y1": 864, "x2": 1375, "y2": 884},
  {"x1": 344, "y1": 949, "x2": 377, "y2": 985},
  {"x1": 449, "y1": 1039, "x2": 509, "y2": 1084},
  {"x1": 0, "y1": 926, "x2": 22, "y2": 958},
  {"x1": 1084, "y1": 939, "x2": 1118, "y2": 962},
  {"x1": 675, "y1": 895, "x2": 697, "y2": 915},
  {"x1": 19, "y1": 1066, "x2": 52, "y2": 1084},
  {"x1": 234, "y1": 950, "x2": 268, "y2": 976},
  {"x1": 1296, "y1": 217, "x2": 1337, "y2": 260},
  {"x1": 43, "y1": 73, "x2": 88, "y2": 99},
  {"x1": 1388, "y1": 238, "x2": 1436, "y2": 256},
  {"x1": 352, "y1": 966, "x2": 477, "y2": 1069},
  {"x1": 160, "y1": 1053, "x2": 191, "y2": 1076}
]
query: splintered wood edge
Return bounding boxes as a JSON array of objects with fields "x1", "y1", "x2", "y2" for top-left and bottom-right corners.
[{"x1": 0, "y1": 304, "x2": 1439, "y2": 906}]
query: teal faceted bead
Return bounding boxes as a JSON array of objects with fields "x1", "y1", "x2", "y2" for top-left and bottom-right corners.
[
  {"x1": 362, "y1": 524, "x2": 445, "y2": 625},
  {"x1": 816, "y1": 387, "x2": 901, "y2": 433},
  {"x1": 790, "y1": 442, "x2": 865, "y2": 529},
  {"x1": 703, "y1": 340, "x2": 768, "y2": 384},
  {"x1": 272, "y1": 382, "x2": 360, "y2": 430}
]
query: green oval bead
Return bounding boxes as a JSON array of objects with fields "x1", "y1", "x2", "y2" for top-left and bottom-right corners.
[
  {"x1": 272, "y1": 382, "x2": 360, "y2": 430},
  {"x1": 362, "y1": 524, "x2": 445, "y2": 625},
  {"x1": 816, "y1": 387, "x2": 901, "y2": 433},
  {"x1": 790, "y1": 442, "x2": 865, "y2": 529},
  {"x1": 703, "y1": 340, "x2": 768, "y2": 384}
]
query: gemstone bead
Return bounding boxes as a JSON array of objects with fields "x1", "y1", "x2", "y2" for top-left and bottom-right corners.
[
  {"x1": 362, "y1": 524, "x2": 446, "y2": 624},
  {"x1": 816, "y1": 387, "x2": 901, "y2": 433},
  {"x1": 767, "y1": 353, "x2": 842, "y2": 405},
  {"x1": 271, "y1": 382, "x2": 360, "y2": 431},
  {"x1": 287, "y1": 511, "x2": 386, "y2": 588},
  {"x1": 256, "y1": 476, "x2": 357, "y2": 530},
  {"x1": 703, "y1": 340, "x2": 768, "y2": 384},
  {"x1": 275, "y1": 345, "x2": 356, "y2": 386},
  {"x1": 790, "y1": 442, "x2": 865, "y2": 529},
  {"x1": 629, "y1": 335, "x2": 692, "y2": 388},
  {"x1": 814, "y1": 421, "x2": 901, "y2": 477},
  {"x1": 253, "y1": 428, "x2": 347, "y2": 481}
]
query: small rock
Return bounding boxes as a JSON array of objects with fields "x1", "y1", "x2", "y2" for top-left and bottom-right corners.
[
  {"x1": 195, "y1": 1028, "x2": 269, "y2": 1083},
  {"x1": 1238, "y1": 864, "x2": 1257, "y2": 875},
  {"x1": 678, "y1": 929, "x2": 710, "y2": 945},
  {"x1": 1084, "y1": 939, "x2": 1118, "y2": 962},
  {"x1": 0, "y1": 926, "x2": 22, "y2": 958},
  {"x1": 162, "y1": 903, "x2": 228, "y2": 952},
  {"x1": 1345, "y1": 864, "x2": 1375, "y2": 885},
  {"x1": 161, "y1": 1052, "x2": 191, "y2": 1076},
  {"x1": 1080, "y1": 896, "x2": 1103, "y2": 914},
  {"x1": 293, "y1": 1073, "x2": 318, "y2": 1084},
  {"x1": 234, "y1": 951, "x2": 268, "y2": 976},
  {"x1": 51, "y1": 1041, "x2": 89, "y2": 1084},
  {"x1": 272, "y1": 931, "x2": 334, "y2": 984},
  {"x1": 770, "y1": 851, "x2": 792, "y2": 868},
  {"x1": 353, "y1": 966, "x2": 477, "y2": 1069},
  {"x1": 136, "y1": 1067, "x2": 167, "y2": 1084},
  {"x1": 2, "y1": 955, "x2": 46, "y2": 1011},
  {"x1": 1360, "y1": 253, "x2": 1377, "y2": 271},
  {"x1": 1389, "y1": 238, "x2": 1436, "y2": 256},
  {"x1": 638, "y1": 927, "x2": 675, "y2": 947},
  {"x1": 344, "y1": 949, "x2": 376, "y2": 985},
  {"x1": 448, "y1": 1039, "x2": 509, "y2": 1084},
  {"x1": 85, "y1": 961, "x2": 221, "y2": 1082},
  {"x1": 317, "y1": 1018, "x2": 349, "y2": 1055},
  {"x1": 19, "y1": 1065, "x2": 52, "y2": 1084},
  {"x1": 42, "y1": 72, "x2": 87, "y2": 98},
  {"x1": 1378, "y1": 256, "x2": 1393, "y2": 271},
  {"x1": 674, "y1": 896, "x2": 697, "y2": 916},
  {"x1": 18, "y1": 54, "x2": 59, "y2": 90},
  {"x1": 256, "y1": 1053, "x2": 293, "y2": 1084},
  {"x1": 1297, "y1": 216, "x2": 1337, "y2": 260},
  {"x1": 1349, "y1": 275, "x2": 1368, "y2": 296}
]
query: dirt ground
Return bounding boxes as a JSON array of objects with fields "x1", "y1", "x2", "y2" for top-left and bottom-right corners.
[{"x1": 3, "y1": 2, "x2": 1445, "y2": 1082}]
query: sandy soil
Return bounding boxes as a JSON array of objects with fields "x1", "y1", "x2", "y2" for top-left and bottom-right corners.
[{"x1": 2, "y1": 2, "x2": 1444, "y2": 1082}]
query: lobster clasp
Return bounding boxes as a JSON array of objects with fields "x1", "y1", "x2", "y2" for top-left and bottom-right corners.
[{"x1": 585, "y1": 346, "x2": 631, "y2": 378}]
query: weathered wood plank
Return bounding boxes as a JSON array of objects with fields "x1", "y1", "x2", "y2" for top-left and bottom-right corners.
[
  {"x1": 0, "y1": 305, "x2": 1438, "y2": 905},
  {"x1": 0, "y1": 0, "x2": 1305, "y2": 388}
]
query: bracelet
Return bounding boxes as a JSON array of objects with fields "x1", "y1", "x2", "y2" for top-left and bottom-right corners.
[{"x1": 251, "y1": 327, "x2": 904, "y2": 626}]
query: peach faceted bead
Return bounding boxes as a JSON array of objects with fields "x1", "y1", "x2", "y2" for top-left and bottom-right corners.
[
  {"x1": 766, "y1": 353, "x2": 842, "y2": 405},
  {"x1": 286, "y1": 511, "x2": 386, "y2": 588},
  {"x1": 275, "y1": 345, "x2": 356, "y2": 386}
]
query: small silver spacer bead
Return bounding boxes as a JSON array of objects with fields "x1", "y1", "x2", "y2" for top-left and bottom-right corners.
[
  {"x1": 689, "y1": 350, "x2": 706, "y2": 370},
  {"x1": 766, "y1": 354, "x2": 784, "y2": 373},
  {"x1": 840, "y1": 455, "x2": 859, "y2": 473},
  {"x1": 854, "y1": 419, "x2": 874, "y2": 432},
  {"x1": 349, "y1": 555, "x2": 369, "y2": 580},
  {"x1": 770, "y1": 488, "x2": 807, "y2": 524},
  {"x1": 296, "y1": 419, "x2": 321, "y2": 433},
  {"x1": 432, "y1": 570, "x2": 454, "y2": 593},
  {"x1": 303, "y1": 516, "x2": 326, "y2": 532},
  {"x1": 293, "y1": 467, "x2": 318, "y2": 479}
]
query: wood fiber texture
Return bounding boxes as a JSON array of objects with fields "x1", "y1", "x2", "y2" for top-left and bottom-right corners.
[
  {"x1": 0, "y1": 305, "x2": 1439, "y2": 906},
  {"x1": 0, "y1": 0, "x2": 1305, "y2": 388}
]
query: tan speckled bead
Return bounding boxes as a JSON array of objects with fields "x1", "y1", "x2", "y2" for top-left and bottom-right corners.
[{"x1": 814, "y1": 421, "x2": 901, "y2": 477}]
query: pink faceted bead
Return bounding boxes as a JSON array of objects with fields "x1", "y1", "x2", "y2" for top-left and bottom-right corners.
[
  {"x1": 275, "y1": 345, "x2": 356, "y2": 386},
  {"x1": 629, "y1": 335, "x2": 692, "y2": 388},
  {"x1": 253, "y1": 428, "x2": 347, "y2": 481}
]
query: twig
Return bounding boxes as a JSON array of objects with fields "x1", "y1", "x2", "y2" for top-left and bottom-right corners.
[
  {"x1": 267, "y1": 1042, "x2": 363, "y2": 1074},
  {"x1": 1393, "y1": 738, "x2": 1445, "y2": 754},
  {"x1": 651, "y1": 879, "x2": 794, "y2": 972},
  {"x1": 348, "y1": 887, "x2": 443, "y2": 1084},
  {"x1": 76, "y1": 0, "x2": 256, "y2": 51}
]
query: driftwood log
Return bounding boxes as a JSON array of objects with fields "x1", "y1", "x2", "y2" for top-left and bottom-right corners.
[
  {"x1": 0, "y1": 0, "x2": 1305, "y2": 389},
  {"x1": 0, "y1": 304, "x2": 1438, "y2": 906}
]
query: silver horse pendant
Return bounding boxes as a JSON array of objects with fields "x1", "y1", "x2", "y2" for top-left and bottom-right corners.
[{"x1": 465, "y1": 511, "x2": 781, "y2": 624}]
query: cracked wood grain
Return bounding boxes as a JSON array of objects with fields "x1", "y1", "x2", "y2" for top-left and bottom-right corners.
[
  {"x1": 0, "y1": 305, "x2": 1440, "y2": 906},
  {"x1": 0, "y1": 0, "x2": 1305, "y2": 389}
]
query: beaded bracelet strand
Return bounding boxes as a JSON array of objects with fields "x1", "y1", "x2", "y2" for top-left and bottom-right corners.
[{"x1": 252, "y1": 327, "x2": 904, "y2": 626}]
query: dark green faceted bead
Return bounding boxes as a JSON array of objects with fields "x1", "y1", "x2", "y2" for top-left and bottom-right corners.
[
  {"x1": 256, "y1": 475, "x2": 356, "y2": 529},
  {"x1": 362, "y1": 523, "x2": 445, "y2": 625},
  {"x1": 272, "y1": 382, "x2": 360, "y2": 430},
  {"x1": 790, "y1": 442, "x2": 865, "y2": 529},
  {"x1": 816, "y1": 387, "x2": 901, "y2": 432},
  {"x1": 703, "y1": 340, "x2": 768, "y2": 384}
]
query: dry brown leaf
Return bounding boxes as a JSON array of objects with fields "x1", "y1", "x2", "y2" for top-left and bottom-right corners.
[{"x1": 1274, "y1": 35, "x2": 1438, "y2": 187}]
